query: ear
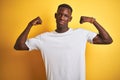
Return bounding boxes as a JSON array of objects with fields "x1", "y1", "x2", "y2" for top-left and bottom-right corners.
[
  {"x1": 55, "y1": 13, "x2": 57, "y2": 19},
  {"x1": 69, "y1": 16, "x2": 72, "y2": 22}
]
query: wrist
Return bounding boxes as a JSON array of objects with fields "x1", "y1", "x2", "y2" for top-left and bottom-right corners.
[
  {"x1": 27, "y1": 23, "x2": 33, "y2": 29},
  {"x1": 28, "y1": 22, "x2": 33, "y2": 27},
  {"x1": 90, "y1": 17, "x2": 96, "y2": 24}
]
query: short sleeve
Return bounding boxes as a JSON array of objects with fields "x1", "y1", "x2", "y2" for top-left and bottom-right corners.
[
  {"x1": 87, "y1": 31, "x2": 97, "y2": 43},
  {"x1": 25, "y1": 35, "x2": 42, "y2": 51}
]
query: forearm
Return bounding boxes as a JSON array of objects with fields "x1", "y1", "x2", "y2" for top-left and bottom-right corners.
[
  {"x1": 93, "y1": 20, "x2": 113, "y2": 44},
  {"x1": 14, "y1": 24, "x2": 32, "y2": 50},
  {"x1": 80, "y1": 16, "x2": 113, "y2": 44},
  {"x1": 14, "y1": 16, "x2": 42, "y2": 50}
]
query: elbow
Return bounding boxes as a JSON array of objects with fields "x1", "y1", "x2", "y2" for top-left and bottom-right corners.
[
  {"x1": 108, "y1": 39, "x2": 113, "y2": 44},
  {"x1": 14, "y1": 43, "x2": 28, "y2": 50},
  {"x1": 104, "y1": 38, "x2": 113, "y2": 44},
  {"x1": 14, "y1": 44, "x2": 21, "y2": 50}
]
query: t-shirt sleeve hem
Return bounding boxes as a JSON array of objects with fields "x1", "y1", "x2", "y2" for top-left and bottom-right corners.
[
  {"x1": 90, "y1": 33, "x2": 97, "y2": 44},
  {"x1": 25, "y1": 41, "x2": 33, "y2": 51}
]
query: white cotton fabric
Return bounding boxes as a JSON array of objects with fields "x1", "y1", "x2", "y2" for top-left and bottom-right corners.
[{"x1": 25, "y1": 28, "x2": 97, "y2": 80}]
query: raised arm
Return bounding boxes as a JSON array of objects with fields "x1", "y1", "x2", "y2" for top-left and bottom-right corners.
[
  {"x1": 80, "y1": 16, "x2": 113, "y2": 44},
  {"x1": 14, "y1": 17, "x2": 42, "y2": 50}
]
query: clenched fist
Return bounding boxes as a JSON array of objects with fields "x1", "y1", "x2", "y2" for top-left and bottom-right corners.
[
  {"x1": 80, "y1": 16, "x2": 95, "y2": 24},
  {"x1": 29, "y1": 16, "x2": 42, "y2": 26}
]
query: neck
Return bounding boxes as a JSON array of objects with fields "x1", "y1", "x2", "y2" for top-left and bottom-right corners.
[{"x1": 56, "y1": 26, "x2": 69, "y2": 33}]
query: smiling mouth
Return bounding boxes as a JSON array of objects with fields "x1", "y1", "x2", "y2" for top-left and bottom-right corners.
[{"x1": 59, "y1": 20, "x2": 65, "y2": 24}]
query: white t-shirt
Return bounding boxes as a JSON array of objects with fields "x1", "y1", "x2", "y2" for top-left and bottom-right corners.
[{"x1": 25, "y1": 28, "x2": 97, "y2": 80}]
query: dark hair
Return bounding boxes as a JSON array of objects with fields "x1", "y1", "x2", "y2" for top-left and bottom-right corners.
[{"x1": 57, "y1": 4, "x2": 73, "y2": 13}]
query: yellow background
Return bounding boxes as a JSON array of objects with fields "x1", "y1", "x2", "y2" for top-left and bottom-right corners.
[{"x1": 0, "y1": 0, "x2": 120, "y2": 80}]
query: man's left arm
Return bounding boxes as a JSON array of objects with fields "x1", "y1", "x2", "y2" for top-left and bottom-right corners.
[{"x1": 80, "y1": 16, "x2": 113, "y2": 44}]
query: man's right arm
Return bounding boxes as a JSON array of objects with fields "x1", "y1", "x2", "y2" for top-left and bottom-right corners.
[{"x1": 14, "y1": 17, "x2": 42, "y2": 50}]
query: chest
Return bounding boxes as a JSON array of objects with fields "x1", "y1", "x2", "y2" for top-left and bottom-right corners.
[{"x1": 41, "y1": 33, "x2": 87, "y2": 53}]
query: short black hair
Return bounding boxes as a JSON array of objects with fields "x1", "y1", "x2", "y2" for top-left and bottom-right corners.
[{"x1": 57, "y1": 4, "x2": 73, "y2": 13}]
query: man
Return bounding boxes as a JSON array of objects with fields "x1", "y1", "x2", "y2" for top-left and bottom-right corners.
[{"x1": 14, "y1": 4, "x2": 113, "y2": 80}]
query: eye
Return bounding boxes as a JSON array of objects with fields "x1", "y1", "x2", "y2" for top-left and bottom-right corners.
[
  {"x1": 57, "y1": 13, "x2": 62, "y2": 17},
  {"x1": 64, "y1": 14, "x2": 68, "y2": 17}
]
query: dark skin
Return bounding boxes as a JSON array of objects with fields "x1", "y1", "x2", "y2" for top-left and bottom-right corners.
[
  {"x1": 55, "y1": 7, "x2": 72, "y2": 33},
  {"x1": 14, "y1": 17, "x2": 42, "y2": 50},
  {"x1": 14, "y1": 7, "x2": 113, "y2": 50},
  {"x1": 80, "y1": 16, "x2": 113, "y2": 44}
]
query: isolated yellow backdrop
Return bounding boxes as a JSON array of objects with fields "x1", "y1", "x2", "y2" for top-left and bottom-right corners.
[{"x1": 0, "y1": 0, "x2": 120, "y2": 80}]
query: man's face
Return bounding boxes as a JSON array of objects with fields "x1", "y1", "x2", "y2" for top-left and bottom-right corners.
[{"x1": 55, "y1": 7, "x2": 72, "y2": 28}]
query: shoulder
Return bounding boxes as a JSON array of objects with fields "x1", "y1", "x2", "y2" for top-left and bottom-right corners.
[
  {"x1": 73, "y1": 28, "x2": 90, "y2": 34},
  {"x1": 34, "y1": 32, "x2": 50, "y2": 39},
  {"x1": 73, "y1": 28, "x2": 97, "y2": 38}
]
